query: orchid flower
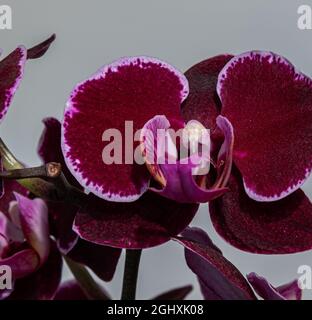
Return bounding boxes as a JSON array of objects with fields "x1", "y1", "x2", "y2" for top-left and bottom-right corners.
[
  {"x1": 0, "y1": 34, "x2": 55, "y2": 124},
  {"x1": 182, "y1": 53, "x2": 312, "y2": 254},
  {"x1": 0, "y1": 36, "x2": 120, "y2": 298},
  {"x1": 0, "y1": 34, "x2": 56, "y2": 197},
  {"x1": 61, "y1": 56, "x2": 233, "y2": 204},
  {"x1": 0, "y1": 186, "x2": 62, "y2": 300},
  {"x1": 39, "y1": 118, "x2": 198, "y2": 248},
  {"x1": 55, "y1": 56, "x2": 236, "y2": 249},
  {"x1": 0, "y1": 35, "x2": 65, "y2": 300},
  {"x1": 1, "y1": 32, "x2": 310, "y2": 300}
]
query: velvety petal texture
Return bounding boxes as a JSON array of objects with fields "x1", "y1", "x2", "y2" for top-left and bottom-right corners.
[
  {"x1": 62, "y1": 56, "x2": 188, "y2": 202},
  {"x1": 275, "y1": 279, "x2": 302, "y2": 300},
  {"x1": 209, "y1": 167, "x2": 312, "y2": 254},
  {"x1": 0, "y1": 46, "x2": 26, "y2": 122},
  {"x1": 182, "y1": 55, "x2": 233, "y2": 130},
  {"x1": 174, "y1": 227, "x2": 256, "y2": 300},
  {"x1": 0, "y1": 249, "x2": 39, "y2": 279},
  {"x1": 74, "y1": 192, "x2": 198, "y2": 249},
  {"x1": 218, "y1": 51, "x2": 312, "y2": 201},
  {"x1": 0, "y1": 192, "x2": 41, "y2": 281},
  {"x1": 14, "y1": 193, "x2": 50, "y2": 264},
  {"x1": 141, "y1": 115, "x2": 233, "y2": 203},
  {"x1": 247, "y1": 273, "x2": 302, "y2": 300},
  {"x1": 0, "y1": 35, "x2": 54, "y2": 125},
  {"x1": 38, "y1": 117, "x2": 62, "y2": 162},
  {"x1": 0, "y1": 193, "x2": 51, "y2": 287},
  {"x1": 7, "y1": 242, "x2": 62, "y2": 300}
]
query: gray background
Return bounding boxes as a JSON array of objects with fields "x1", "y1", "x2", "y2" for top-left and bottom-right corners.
[{"x1": 1, "y1": 0, "x2": 312, "y2": 299}]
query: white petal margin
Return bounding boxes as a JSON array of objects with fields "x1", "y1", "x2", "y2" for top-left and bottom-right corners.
[
  {"x1": 0, "y1": 46, "x2": 27, "y2": 123},
  {"x1": 217, "y1": 51, "x2": 312, "y2": 202},
  {"x1": 61, "y1": 56, "x2": 189, "y2": 202}
]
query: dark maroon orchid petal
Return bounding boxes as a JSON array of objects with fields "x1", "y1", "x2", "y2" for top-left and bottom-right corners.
[
  {"x1": 142, "y1": 115, "x2": 232, "y2": 203},
  {"x1": 74, "y1": 192, "x2": 198, "y2": 249},
  {"x1": 14, "y1": 193, "x2": 50, "y2": 264},
  {"x1": 62, "y1": 56, "x2": 188, "y2": 202},
  {"x1": 27, "y1": 34, "x2": 56, "y2": 60},
  {"x1": 1, "y1": 248, "x2": 39, "y2": 279},
  {"x1": 7, "y1": 241, "x2": 62, "y2": 300},
  {"x1": 68, "y1": 239, "x2": 121, "y2": 282},
  {"x1": 218, "y1": 51, "x2": 312, "y2": 201},
  {"x1": 173, "y1": 227, "x2": 256, "y2": 300},
  {"x1": 181, "y1": 54, "x2": 233, "y2": 130},
  {"x1": 0, "y1": 46, "x2": 26, "y2": 123},
  {"x1": 54, "y1": 280, "x2": 87, "y2": 300},
  {"x1": 276, "y1": 279, "x2": 302, "y2": 300},
  {"x1": 247, "y1": 273, "x2": 302, "y2": 300},
  {"x1": 38, "y1": 117, "x2": 61, "y2": 162},
  {"x1": 38, "y1": 117, "x2": 81, "y2": 189},
  {"x1": 152, "y1": 285, "x2": 193, "y2": 300},
  {"x1": 38, "y1": 117, "x2": 81, "y2": 253},
  {"x1": 209, "y1": 167, "x2": 312, "y2": 254},
  {"x1": 48, "y1": 202, "x2": 78, "y2": 255}
]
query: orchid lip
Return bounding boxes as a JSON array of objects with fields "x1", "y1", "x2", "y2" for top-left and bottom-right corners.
[{"x1": 140, "y1": 115, "x2": 233, "y2": 203}]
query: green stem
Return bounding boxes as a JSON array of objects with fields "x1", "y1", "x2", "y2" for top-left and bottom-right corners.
[
  {"x1": 0, "y1": 138, "x2": 55, "y2": 198},
  {"x1": 0, "y1": 137, "x2": 23, "y2": 170},
  {"x1": 0, "y1": 138, "x2": 88, "y2": 206},
  {"x1": 121, "y1": 249, "x2": 142, "y2": 300},
  {"x1": 0, "y1": 141, "x2": 110, "y2": 300},
  {"x1": 65, "y1": 257, "x2": 109, "y2": 300}
]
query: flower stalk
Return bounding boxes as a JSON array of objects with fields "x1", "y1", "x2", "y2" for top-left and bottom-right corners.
[
  {"x1": 0, "y1": 137, "x2": 56, "y2": 198},
  {"x1": 0, "y1": 138, "x2": 89, "y2": 206},
  {"x1": 121, "y1": 249, "x2": 142, "y2": 300}
]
